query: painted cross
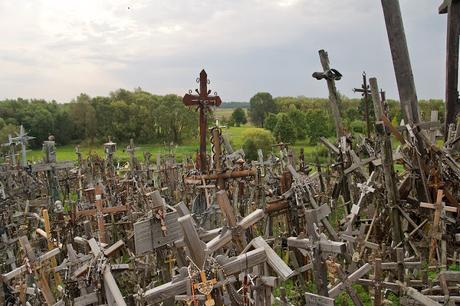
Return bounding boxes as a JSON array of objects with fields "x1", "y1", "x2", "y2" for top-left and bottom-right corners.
[{"x1": 183, "y1": 70, "x2": 222, "y2": 173}]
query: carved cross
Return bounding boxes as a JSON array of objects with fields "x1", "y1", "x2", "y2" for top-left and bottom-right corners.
[{"x1": 183, "y1": 70, "x2": 222, "y2": 173}]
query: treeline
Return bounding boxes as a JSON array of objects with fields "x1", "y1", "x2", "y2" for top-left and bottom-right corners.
[
  {"x1": 246, "y1": 92, "x2": 445, "y2": 144},
  {"x1": 0, "y1": 89, "x2": 199, "y2": 149}
]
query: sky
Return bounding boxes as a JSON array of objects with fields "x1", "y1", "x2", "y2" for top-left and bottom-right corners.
[{"x1": 0, "y1": 0, "x2": 448, "y2": 103}]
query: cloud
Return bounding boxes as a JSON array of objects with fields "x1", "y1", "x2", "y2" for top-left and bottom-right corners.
[{"x1": 0, "y1": 0, "x2": 447, "y2": 102}]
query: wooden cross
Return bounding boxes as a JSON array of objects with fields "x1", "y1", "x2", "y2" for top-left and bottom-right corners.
[
  {"x1": 313, "y1": 49, "x2": 345, "y2": 138},
  {"x1": 72, "y1": 238, "x2": 127, "y2": 306},
  {"x1": 353, "y1": 71, "x2": 372, "y2": 138},
  {"x1": 439, "y1": 0, "x2": 460, "y2": 134},
  {"x1": 370, "y1": 77, "x2": 404, "y2": 244},
  {"x1": 183, "y1": 69, "x2": 222, "y2": 173},
  {"x1": 138, "y1": 215, "x2": 271, "y2": 304},
  {"x1": 2, "y1": 236, "x2": 61, "y2": 305},
  {"x1": 76, "y1": 183, "x2": 129, "y2": 244}
]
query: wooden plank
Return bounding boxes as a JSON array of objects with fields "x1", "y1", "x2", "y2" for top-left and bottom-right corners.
[
  {"x1": 74, "y1": 292, "x2": 99, "y2": 306},
  {"x1": 220, "y1": 247, "x2": 267, "y2": 275},
  {"x1": 305, "y1": 292, "x2": 335, "y2": 306},
  {"x1": 328, "y1": 263, "x2": 371, "y2": 298},
  {"x1": 178, "y1": 215, "x2": 207, "y2": 269},
  {"x1": 103, "y1": 267, "x2": 127, "y2": 306},
  {"x1": 244, "y1": 237, "x2": 293, "y2": 281}
]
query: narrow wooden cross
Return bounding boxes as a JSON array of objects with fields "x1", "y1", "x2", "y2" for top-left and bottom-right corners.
[
  {"x1": 353, "y1": 72, "x2": 372, "y2": 138},
  {"x1": 183, "y1": 70, "x2": 222, "y2": 173}
]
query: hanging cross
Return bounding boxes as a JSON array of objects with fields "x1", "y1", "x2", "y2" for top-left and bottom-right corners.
[
  {"x1": 439, "y1": 0, "x2": 460, "y2": 136},
  {"x1": 353, "y1": 72, "x2": 372, "y2": 138},
  {"x1": 183, "y1": 70, "x2": 222, "y2": 173}
]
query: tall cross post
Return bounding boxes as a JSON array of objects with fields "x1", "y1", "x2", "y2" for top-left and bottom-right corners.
[
  {"x1": 440, "y1": 0, "x2": 460, "y2": 136},
  {"x1": 183, "y1": 70, "x2": 222, "y2": 173}
]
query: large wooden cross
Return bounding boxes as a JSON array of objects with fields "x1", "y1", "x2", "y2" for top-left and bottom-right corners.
[
  {"x1": 440, "y1": 0, "x2": 460, "y2": 134},
  {"x1": 183, "y1": 70, "x2": 222, "y2": 173}
]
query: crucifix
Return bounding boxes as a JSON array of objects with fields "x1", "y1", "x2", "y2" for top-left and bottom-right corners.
[
  {"x1": 439, "y1": 0, "x2": 460, "y2": 136},
  {"x1": 353, "y1": 72, "x2": 372, "y2": 138},
  {"x1": 183, "y1": 69, "x2": 222, "y2": 173}
]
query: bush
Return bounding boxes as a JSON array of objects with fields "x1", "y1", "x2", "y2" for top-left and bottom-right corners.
[
  {"x1": 264, "y1": 113, "x2": 278, "y2": 132},
  {"x1": 274, "y1": 113, "x2": 297, "y2": 144},
  {"x1": 242, "y1": 128, "x2": 274, "y2": 161}
]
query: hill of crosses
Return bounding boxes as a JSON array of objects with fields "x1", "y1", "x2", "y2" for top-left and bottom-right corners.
[{"x1": 1, "y1": 1, "x2": 460, "y2": 306}]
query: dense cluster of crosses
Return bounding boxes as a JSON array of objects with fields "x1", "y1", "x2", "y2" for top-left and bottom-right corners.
[{"x1": 1, "y1": 1, "x2": 460, "y2": 305}]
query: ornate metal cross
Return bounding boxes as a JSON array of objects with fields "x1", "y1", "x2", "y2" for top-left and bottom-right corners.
[{"x1": 183, "y1": 70, "x2": 222, "y2": 173}]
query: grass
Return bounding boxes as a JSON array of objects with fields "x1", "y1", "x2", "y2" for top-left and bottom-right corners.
[{"x1": 28, "y1": 125, "x2": 325, "y2": 163}]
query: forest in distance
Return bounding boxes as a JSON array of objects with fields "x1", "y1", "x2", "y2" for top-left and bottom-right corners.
[{"x1": 0, "y1": 88, "x2": 445, "y2": 158}]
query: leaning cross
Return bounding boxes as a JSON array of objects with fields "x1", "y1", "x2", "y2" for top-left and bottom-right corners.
[{"x1": 183, "y1": 69, "x2": 222, "y2": 173}]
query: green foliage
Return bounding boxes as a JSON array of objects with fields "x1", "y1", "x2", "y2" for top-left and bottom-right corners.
[
  {"x1": 231, "y1": 107, "x2": 247, "y2": 127},
  {"x1": 241, "y1": 128, "x2": 274, "y2": 161},
  {"x1": 0, "y1": 90, "x2": 199, "y2": 147},
  {"x1": 249, "y1": 92, "x2": 277, "y2": 127},
  {"x1": 287, "y1": 107, "x2": 307, "y2": 140},
  {"x1": 350, "y1": 120, "x2": 366, "y2": 134},
  {"x1": 0, "y1": 124, "x2": 18, "y2": 145},
  {"x1": 304, "y1": 109, "x2": 332, "y2": 144},
  {"x1": 274, "y1": 113, "x2": 297, "y2": 144},
  {"x1": 264, "y1": 113, "x2": 278, "y2": 132}
]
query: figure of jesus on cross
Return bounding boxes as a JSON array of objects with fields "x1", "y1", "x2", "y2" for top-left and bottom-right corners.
[{"x1": 183, "y1": 70, "x2": 222, "y2": 173}]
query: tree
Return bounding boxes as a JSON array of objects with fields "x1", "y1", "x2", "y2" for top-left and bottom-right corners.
[
  {"x1": 263, "y1": 113, "x2": 278, "y2": 132},
  {"x1": 249, "y1": 92, "x2": 277, "y2": 127},
  {"x1": 287, "y1": 107, "x2": 307, "y2": 140},
  {"x1": 305, "y1": 110, "x2": 331, "y2": 144},
  {"x1": 242, "y1": 128, "x2": 274, "y2": 161},
  {"x1": 231, "y1": 108, "x2": 247, "y2": 127},
  {"x1": 273, "y1": 113, "x2": 297, "y2": 144}
]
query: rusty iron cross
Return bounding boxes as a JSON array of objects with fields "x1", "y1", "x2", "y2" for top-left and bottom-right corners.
[{"x1": 183, "y1": 70, "x2": 222, "y2": 173}]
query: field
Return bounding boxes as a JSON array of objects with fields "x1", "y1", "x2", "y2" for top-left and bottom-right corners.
[{"x1": 28, "y1": 125, "x2": 327, "y2": 163}]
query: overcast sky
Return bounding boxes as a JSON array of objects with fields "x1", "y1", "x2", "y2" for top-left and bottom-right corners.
[{"x1": 0, "y1": 0, "x2": 448, "y2": 102}]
